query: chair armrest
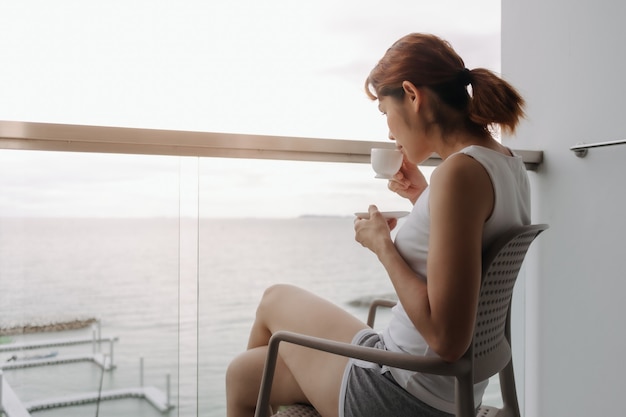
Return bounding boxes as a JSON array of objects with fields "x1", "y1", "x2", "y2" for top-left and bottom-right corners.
[
  {"x1": 366, "y1": 298, "x2": 397, "y2": 327},
  {"x1": 273, "y1": 330, "x2": 465, "y2": 374},
  {"x1": 254, "y1": 330, "x2": 469, "y2": 417}
]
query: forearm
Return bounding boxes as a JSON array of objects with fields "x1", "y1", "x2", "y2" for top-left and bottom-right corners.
[
  {"x1": 375, "y1": 238, "x2": 470, "y2": 362},
  {"x1": 375, "y1": 240, "x2": 434, "y2": 341},
  {"x1": 354, "y1": 207, "x2": 445, "y2": 356}
]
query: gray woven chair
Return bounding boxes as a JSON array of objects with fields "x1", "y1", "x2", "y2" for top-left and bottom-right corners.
[{"x1": 255, "y1": 224, "x2": 548, "y2": 417}]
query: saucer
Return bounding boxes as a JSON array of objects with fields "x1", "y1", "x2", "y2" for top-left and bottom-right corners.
[{"x1": 354, "y1": 211, "x2": 410, "y2": 220}]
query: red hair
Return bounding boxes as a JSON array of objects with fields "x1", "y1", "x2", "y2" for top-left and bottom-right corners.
[{"x1": 365, "y1": 33, "x2": 525, "y2": 135}]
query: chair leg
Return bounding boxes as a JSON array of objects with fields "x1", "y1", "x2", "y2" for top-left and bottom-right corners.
[
  {"x1": 455, "y1": 376, "x2": 476, "y2": 417},
  {"x1": 254, "y1": 336, "x2": 282, "y2": 417},
  {"x1": 498, "y1": 361, "x2": 521, "y2": 417}
]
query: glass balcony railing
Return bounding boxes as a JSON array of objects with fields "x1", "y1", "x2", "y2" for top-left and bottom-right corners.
[{"x1": 0, "y1": 121, "x2": 542, "y2": 416}]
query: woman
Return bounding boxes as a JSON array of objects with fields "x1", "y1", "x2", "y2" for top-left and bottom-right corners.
[{"x1": 226, "y1": 33, "x2": 530, "y2": 417}]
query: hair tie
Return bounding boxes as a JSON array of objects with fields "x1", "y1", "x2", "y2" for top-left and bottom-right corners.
[{"x1": 458, "y1": 68, "x2": 472, "y2": 86}]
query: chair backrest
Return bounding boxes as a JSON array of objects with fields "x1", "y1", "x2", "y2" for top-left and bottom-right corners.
[
  {"x1": 471, "y1": 224, "x2": 548, "y2": 383},
  {"x1": 258, "y1": 224, "x2": 548, "y2": 417}
]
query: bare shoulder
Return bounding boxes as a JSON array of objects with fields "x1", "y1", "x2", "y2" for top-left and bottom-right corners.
[
  {"x1": 429, "y1": 153, "x2": 493, "y2": 221},
  {"x1": 430, "y1": 152, "x2": 491, "y2": 191}
]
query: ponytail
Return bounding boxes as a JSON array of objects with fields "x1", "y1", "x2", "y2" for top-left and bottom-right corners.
[{"x1": 467, "y1": 68, "x2": 525, "y2": 135}]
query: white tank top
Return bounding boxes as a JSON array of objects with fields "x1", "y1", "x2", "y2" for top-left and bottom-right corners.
[{"x1": 382, "y1": 145, "x2": 531, "y2": 413}]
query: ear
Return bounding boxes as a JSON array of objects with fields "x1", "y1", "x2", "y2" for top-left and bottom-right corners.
[{"x1": 401, "y1": 81, "x2": 422, "y2": 112}]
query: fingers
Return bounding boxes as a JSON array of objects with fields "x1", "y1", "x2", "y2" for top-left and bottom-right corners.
[
  {"x1": 353, "y1": 205, "x2": 382, "y2": 244},
  {"x1": 388, "y1": 176, "x2": 410, "y2": 194},
  {"x1": 353, "y1": 217, "x2": 367, "y2": 247},
  {"x1": 353, "y1": 205, "x2": 379, "y2": 221}
]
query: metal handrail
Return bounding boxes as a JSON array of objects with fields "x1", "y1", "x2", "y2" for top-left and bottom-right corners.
[{"x1": 570, "y1": 139, "x2": 626, "y2": 158}]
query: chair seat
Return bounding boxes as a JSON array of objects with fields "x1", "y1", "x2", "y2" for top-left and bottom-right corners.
[
  {"x1": 273, "y1": 403, "x2": 503, "y2": 417},
  {"x1": 477, "y1": 406, "x2": 502, "y2": 417},
  {"x1": 273, "y1": 404, "x2": 320, "y2": 416}
]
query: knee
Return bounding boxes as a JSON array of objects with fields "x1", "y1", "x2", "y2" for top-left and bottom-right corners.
[
  {"x1": 256, "y1": 284, "x2": 295, "y2": 317},
  {"x1": 225, "y1": 352, "x2": 247, "y2": 391},
  {"x1": 261, "y1": 283, "x2": 294, "y2": 302},
  {"x1": 225, "y1": 351, "x2": 258, "y2": 400}
]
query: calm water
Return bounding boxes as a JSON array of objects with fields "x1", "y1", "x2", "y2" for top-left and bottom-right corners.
[{"x1": 0, "y1": 217, "x2": 500, "y2": 416}]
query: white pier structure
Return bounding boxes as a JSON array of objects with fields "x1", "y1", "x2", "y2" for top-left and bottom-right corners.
[
  {"x1": 1, "y1": 371, "x2": 31, "y2": 417},
  {"x1": 25, "y1": 384, "x2": 173, "y2": 413},
  {"x1": 1, "y1": 371, "x2": 173, "y2": 416},
  {"x1": 0, "y1": 325, "x2": 173, "y2": 416},
  {"x1": 0, "y1": 336, "x2": 118, "y2": 371},
  {"x1": 1, "y1": 366, "x2": 173, "y2": 416}
]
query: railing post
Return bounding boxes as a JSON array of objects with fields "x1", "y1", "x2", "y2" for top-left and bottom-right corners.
[
  {"x1": 166, "y1": 373, "x2": 171, "y2": 407},
  {"x1": 140, "y1": 357, "x2": 144, "y2": 387},
  {"x1": 0, "y1": 370, "x2": 4, "y2": 413},
  {"x1": 92, "y1": 326, "x2": 97, "y2": 354},
  {"x1": 109, "y1": 339, "x2": 114, "y2": 368},
  {"x1": 97, "y1": 320, "x2": 102, "y2": 352}
]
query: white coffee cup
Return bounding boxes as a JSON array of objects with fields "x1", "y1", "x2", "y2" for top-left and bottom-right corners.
[{"x1": 371, "y1": 148, "x2": 403, "y2": 179}]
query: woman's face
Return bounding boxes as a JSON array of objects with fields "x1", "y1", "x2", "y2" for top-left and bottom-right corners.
[
  {"x1": 379, "y1": 92, "x2": 430, "y2": 164},
  {"x1": 379, "y1": 95, "x2": 407, "y2": 145}
]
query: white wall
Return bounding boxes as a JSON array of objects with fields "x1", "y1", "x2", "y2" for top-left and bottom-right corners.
[{"x1": 502, "y1": 0, "x2": 626, "y2": 415}]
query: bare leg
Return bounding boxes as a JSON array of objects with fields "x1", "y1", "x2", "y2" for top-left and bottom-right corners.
[
  {"x1": 226, "y1": 345, "x2": 305, "y2": 417},
  {"x1": 226, "y1": 284, "x2": 369, "y2": 417}
]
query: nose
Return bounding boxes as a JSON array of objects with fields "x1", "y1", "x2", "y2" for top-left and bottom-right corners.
[{"x1": 388, "y1": 131, "x2": 396, "y2": 141}]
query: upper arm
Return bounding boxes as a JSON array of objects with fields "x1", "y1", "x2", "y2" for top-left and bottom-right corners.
[{"x1": 426, "y1": 154, "x2": 494, "y2": 360}]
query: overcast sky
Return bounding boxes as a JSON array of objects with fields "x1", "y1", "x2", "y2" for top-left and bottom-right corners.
[{"x1": 0, "y1": 0, "x2": 501, "y2": 218}]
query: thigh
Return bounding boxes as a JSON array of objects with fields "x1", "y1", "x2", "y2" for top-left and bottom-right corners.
[
  {"x1": 255, "y1": 284, "x2": 368, "y2": 342},
  {"x1": 256, "y1": 284, "x2": 370, "y2": 417}
]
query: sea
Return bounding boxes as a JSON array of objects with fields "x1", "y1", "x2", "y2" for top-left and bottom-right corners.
[{"x1": 0, "y1": 217, "x2": 502, "y2": 417}]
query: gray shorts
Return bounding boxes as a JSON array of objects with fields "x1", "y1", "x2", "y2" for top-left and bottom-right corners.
[{"x1": 339, "y1": 329, "x2": 453, "y2": 417}]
